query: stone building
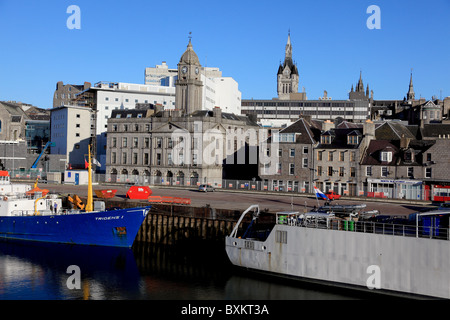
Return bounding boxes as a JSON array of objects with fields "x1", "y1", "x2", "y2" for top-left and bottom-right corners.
[
  {"x1": 314, "y1": 121, "x2": 368, "y2": 196},
  {"x1": 105, "y1": 106, "x2": 259, "y2": 187},
  {"x1": 105, "y1": 39, "x2": 259, "y2": 187},
  {"x1": 259, "y1": 116, "x2": 320, "y2": 193},
  {"x1": 53, "y1": 81, "x2": 91, "y2": 108}
]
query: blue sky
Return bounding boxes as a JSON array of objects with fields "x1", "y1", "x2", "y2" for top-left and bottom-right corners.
[{"x1": 0, "y1": 0, "x2": 449, "y2": 109}]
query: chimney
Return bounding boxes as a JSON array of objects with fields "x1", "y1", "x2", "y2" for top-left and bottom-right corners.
[
  {"x1": 363, "y1": 119, "x2": 375, "y2": 140},
  {"x1": 400, "y1": 134, "x2": 411, "y2": 149},
  {"x1": 322, "y1": 119, "x2": 334, "y2": 132},
  {"x1": 213, "y1": 106, "x2": 222, "y2": 122}
]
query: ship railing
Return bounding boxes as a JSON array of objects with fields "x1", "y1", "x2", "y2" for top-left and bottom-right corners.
[
  {"x1": 11, "y1": 209, "x2": 83, "y2": 216},
  {"x1": 276, "y1": 214, "x2": 450, "y2": 241}
]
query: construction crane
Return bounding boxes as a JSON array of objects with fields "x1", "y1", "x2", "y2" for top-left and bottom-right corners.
[{"x1": 31, "y1": 141, "x2": 54, "y2": 169}]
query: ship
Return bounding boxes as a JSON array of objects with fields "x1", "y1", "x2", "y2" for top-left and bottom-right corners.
[
  {"x1": 0, "y1": 146, "x2": 150, "y2": 248},
  {"x1": 225, "y1": 204, "x2": 450, "y2": 299}
]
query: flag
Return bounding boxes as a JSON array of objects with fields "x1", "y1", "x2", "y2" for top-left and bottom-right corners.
[
  {"x1": 84, "y1": 158, "x2": 89, "y2": 169},
  {"x1": 92, "y1": 158, "x2": 101, "y2": 167},
  {"x1": 314, "y1": 186, "x2": 329, "y2": 201}
]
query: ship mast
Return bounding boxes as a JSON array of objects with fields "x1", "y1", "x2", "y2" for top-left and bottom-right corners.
[{"x1": 85, "y1": 144, "x2": 93, "y2": 212}]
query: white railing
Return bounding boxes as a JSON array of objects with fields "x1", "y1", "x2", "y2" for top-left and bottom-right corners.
[{"x1": 276, "y1": 213, "x2": 450, "y2": 241}]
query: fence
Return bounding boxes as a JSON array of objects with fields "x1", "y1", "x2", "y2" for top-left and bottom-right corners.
[{"x1": 11, "y1": 171, "x2": 430, "y2": 202}]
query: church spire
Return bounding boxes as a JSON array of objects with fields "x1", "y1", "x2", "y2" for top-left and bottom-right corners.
[
  {"x1": 406, "y1": 69, "x2": 415, "y2": 101},
  {"x1": 285, "y1": 30, "x2": 292, "y2": 62},
  {"x1": 356, "y1": 70, "x2": 364, "y2": 92}
]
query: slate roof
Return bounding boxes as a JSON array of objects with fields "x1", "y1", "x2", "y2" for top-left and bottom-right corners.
[
  {"x1": 317, "y1": 128, "x2": 364, "y2": 149},
  {"x1": 361, "y1": 140, "x2": 399, "y2": 166},
  {"x1": 279, "y1": 118, "x2": 320, "y2": 144}
]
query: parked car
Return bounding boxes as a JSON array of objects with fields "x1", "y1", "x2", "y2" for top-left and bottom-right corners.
[
  {"x1": 325, "y1": 190, "x2": 341, "y2": 200},
  {"x1": 198, "y1": 184, "x2": 215, "y2": 192}
]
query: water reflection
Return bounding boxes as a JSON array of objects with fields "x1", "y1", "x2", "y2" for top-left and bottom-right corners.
[
  {"x1": 0, "y1": 240, "x2": 141, "y2": 299},
  {"x1": 0, "y1": 240, "x2": 384, "y2": 300}
]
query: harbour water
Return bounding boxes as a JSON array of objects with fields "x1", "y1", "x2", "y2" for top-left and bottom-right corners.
[{"x1": 0, "y1": 240, "x2": 388, "y2": 301}]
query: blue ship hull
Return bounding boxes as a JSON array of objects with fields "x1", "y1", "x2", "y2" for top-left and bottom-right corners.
[{"x1": 0, "y1": 206, "x2": 150, "y2": 248}]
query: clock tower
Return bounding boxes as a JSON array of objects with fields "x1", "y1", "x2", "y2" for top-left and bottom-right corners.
[{"x1": 175, "y1": 39, "x2": 203, "y2": 115}]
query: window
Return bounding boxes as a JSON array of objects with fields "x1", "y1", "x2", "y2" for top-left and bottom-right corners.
[
  {"x1": 317, "y1": 150, "x2": 323, "y2": 161},
  {"x1": 144, "y1": 137, "x2": 149, "y2": 148},
  {"x1": 303, "y1": 146, "x2": 308, "y2": 154},
  {"x1": 381, "y1": 167, "x2": 388, "y2": 177},
  {"x1": 278, "y1": 149, "x2": 282, "y2": 157},
  {"x1": 156, "y1": 138, "x2": 162, "y2": 148},
  {"x1": 122, "y1": 152, "x2": 127, "y2": 164},
  {"x1": 407, "y1": 167, "x2": 414, "y2": 178},
  {"x1": 76, "y1": 124, "x2": 80, "y2": 128},
  {"x1": 133, "y1": 137, "x2": 138, "y2": 148},
  {"x1": 302, "y1": 158, "x2": 308, "y2": 168},
  {"x1": 321, "y1": 135, "x2": 331, "y2": 144},
  {"x1": 111, "y1": 152, "x2": 116, "y2": 164},
  {"x1": 350, "y1": 151, "x2": 356, "y2": 162},
  {"x1": 347, "y1": 135, "x2": 359, "y2": 145},
  {"x1": 168, "y1": 153, "x2": 173, "y2": 165},
  {"x1": 75, "y1": 133, "x2": 80, "y2": 137},
  {"x1": 289, "y1": 163, "x2": 295, "y2": 175},
  {"x1": 380, "y1": 152, "x2": 392, "y2": 162},
  {"x1": 112, "y1": 137, "x2": 117, "y2": 147},
  {"x1": 133, "y1": 153, "x2": 138, "y2": 164},
  {"x1": 156, "y1": 153, "x2": 161, "y2": 165},
  {"x1": 144, "y1": 153, "x2": 149, "y2": 165},
  {"x1": 76, "y1": 114, "x2": 80, "y2": 118},
  {"x1": 328, "y1": 166, "x2": 333, "y2": 176},
  {"x1": 193, "y1": 154, "x2": 198, "y2": 166},
  {"x1": 350, "y1": 167, "x2": 356, "y2": 177},
  {"x1": 425, "y1": 168, "x2": 432, "y2": 178},
  {"x1": 366, "y1": 166, "x2": 372, "y2": 176},
  {"x1": 317, "y1": 166, "x2": 322, "y2": 176},
  {"x1": 290, "y1": 149, "x2": 295, "y2": 157},
  {"x1": 122, "y1": 137, "x2": 127, "y2": 147},
  {"x1": 105, "y1": 97, "x2": 109, "y2": 101},
  {"x1": 427, "y1": 153, "x2": 431, "y2": 162},
  {"x1": 277, "y1": 163, "x2": 281, "y2": 174},
  {"x1": 339, "y1": 151, "x2": 345, "y2": 161},
  {"x1": 112, "y1": 124, "x2": 118, "y2": 132},
  {"x1": 328, "y1": 151, "x2": 333, "y2": 162},
  {"x1": 339, "y1": 167, "x2": 344, "y2": 177}
]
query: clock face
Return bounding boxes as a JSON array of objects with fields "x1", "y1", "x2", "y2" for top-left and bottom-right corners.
[
  {"x1": 182, "y1": 66, "x2": 188, "y2": 74},
  {"x1": 195, "y1": 67, "x2": 199, "y2": 74}
]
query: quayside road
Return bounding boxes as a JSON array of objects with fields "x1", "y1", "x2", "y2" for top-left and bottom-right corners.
[{"x1": 32, "y1": 182, "x2": 434, "y2": 217}]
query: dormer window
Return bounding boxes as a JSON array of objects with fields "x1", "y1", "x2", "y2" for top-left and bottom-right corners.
[
  {"x1": 380, "y1": 151, "x2": 392, "y2": 162},
  {"x1": 320, "y1": 135, "x2": 330, "y2": 144},
  {"x1": 347, "y1": 134, "x2": 359, "y2": 145},
  {"x1": 347, "y1": 130, "x2": 360, "y2": 145},
  {"x1": 404, "y1": 150, "x2": 414, "y2": 163}
]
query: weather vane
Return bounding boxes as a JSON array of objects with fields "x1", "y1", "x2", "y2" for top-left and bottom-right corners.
[{"x1": 188, "y1": 32, "x2": 192, "y2": 41}]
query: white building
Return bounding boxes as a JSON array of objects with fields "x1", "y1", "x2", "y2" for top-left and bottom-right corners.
[
  {"x1": 50, "y1": 105, "x2": 93, "y2": 167},
  {"x1": 73, "y1": 81, "x2": 176, "y2": 168},
  {"x1": 145, "y1": 61, "x2": 178, "y2": 86}
]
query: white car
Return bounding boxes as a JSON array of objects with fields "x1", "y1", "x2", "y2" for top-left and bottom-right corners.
[{"x1": 198, "y1": 184, "x2": 215, "y2": 192}]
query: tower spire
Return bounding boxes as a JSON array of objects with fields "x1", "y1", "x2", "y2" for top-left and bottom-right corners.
[{"x1": 407, "y1": 68, "x2": 415, "y2": 101}]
